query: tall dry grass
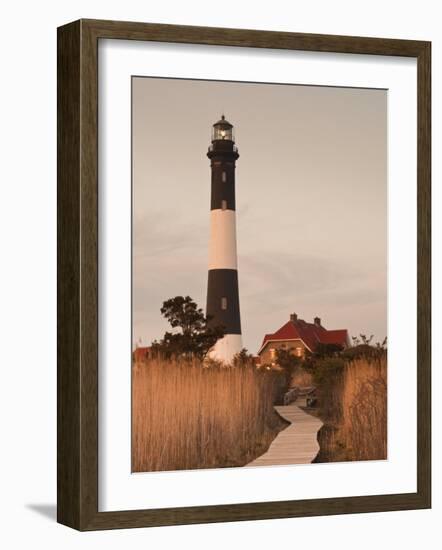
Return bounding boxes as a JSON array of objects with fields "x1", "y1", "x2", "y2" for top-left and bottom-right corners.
[
  {"x1": 341, "y1": 356, "x2": 387, "y2": 460},
  {"x1": 132, "y1": 358, "x2": 285, "y2": 472},
  {"x1": 290, "y1": 368, "x2": 313, "y2": 387},
  {"x1": 316, "y1": 355, "x2": 387, "y2": 462}
]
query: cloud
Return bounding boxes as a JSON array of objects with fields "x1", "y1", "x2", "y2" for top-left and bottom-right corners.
[
  {"x1": 237, "y1": 251, "x2": 386, "y2": 350},
  {"x1": 133, "y1": 241, "x2": 387, "y2": 351},
  {"x1": 133, "y1": 209, "x2": 208, "y2": 258},
  {"x1": 133, "y1": 211, "x2": 210, "y2": 344}
]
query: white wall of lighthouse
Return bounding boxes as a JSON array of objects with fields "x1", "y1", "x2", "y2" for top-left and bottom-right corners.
[{"x1": 208, "y1": 210, "x2": 238, "y2": 270}]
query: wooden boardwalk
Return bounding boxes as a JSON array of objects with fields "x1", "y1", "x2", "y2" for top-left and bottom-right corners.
[{"x1": 247, "y1": 397, "x2": 323, "y2": 467}]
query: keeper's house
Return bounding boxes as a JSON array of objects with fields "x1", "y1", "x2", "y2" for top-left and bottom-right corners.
[{"x1": 258, "y1": 313, "x2": 350, "y2": 365}]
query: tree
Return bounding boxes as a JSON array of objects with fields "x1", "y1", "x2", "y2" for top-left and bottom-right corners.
[
  {"x1": 314, "y1": 342, "x2": 344, "y2": 358},
  {"x1": 232, "y1": 348, "x2": 255, "y2": 367},
  {"x1": 376, "y1": 337, "x2": 388, "y2": 350},
  {"x1": 360, "y1": 334, "x2": 374, "y2": 346},
  {"x1": 152, "y1": 296, "x2": 225, "y2": 360},
  {"x1": 275, "y1": 348, "x2": 302, "y2": 386}
]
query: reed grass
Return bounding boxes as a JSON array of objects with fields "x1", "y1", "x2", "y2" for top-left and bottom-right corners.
[
  {"x1": 132, "y1": 358, "x2": 286, "y2": 472},
  {"x1": 290, "y1": 368, "x2": 314, "y2": 387},
  {"x1": 315, "y1": 355, "x2": 387, "y2": 462},
  {"x1": 340, "y1": 356, "x2": 387, "y2": 460}
]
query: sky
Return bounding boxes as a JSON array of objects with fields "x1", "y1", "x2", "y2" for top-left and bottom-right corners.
[{"x1": 132, "y1": 77, "x2": 387, "y2": 353}]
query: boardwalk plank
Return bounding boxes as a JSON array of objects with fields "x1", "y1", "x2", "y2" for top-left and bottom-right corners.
[{"x1": 247, "y1": 401, "x2": 323, "y2": 467}]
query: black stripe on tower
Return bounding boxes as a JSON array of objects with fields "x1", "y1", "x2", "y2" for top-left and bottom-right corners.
[
  {"x1": 208, "y1": 140, "x2": 239, "y2": 211},
  {"x1": 210, "y1": 161, "x2": 236, "y2": 211},
  {"x1": 206, "y1": 269, "x2": 241, "y2": 335}
]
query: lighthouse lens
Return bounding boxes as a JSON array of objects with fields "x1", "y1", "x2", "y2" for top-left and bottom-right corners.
[{"x1": 213, "y1": 127, "x2": 233, "y2": 141}]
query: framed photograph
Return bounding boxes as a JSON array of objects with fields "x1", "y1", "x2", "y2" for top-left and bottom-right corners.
[{"x1": 57, "y1": 19, "x2": 431, "y2": 530}]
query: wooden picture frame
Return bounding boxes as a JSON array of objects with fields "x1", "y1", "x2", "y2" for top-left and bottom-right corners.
[{"x1": 57, "y1": 18, "x2": 431, "y2": 531}]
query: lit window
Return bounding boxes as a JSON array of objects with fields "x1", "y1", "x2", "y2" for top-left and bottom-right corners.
[
  {"x1": 221, "y1": 297, "x2": 227, "y2": 310},
  {"x1": 221, "y1": 200, "x2": 227, "y2": 210},
  {"x1": 296, "y1": 347, "x2": 303, "y2": 357},
  {"x1": 270, "y1": 348, "x2": 276, "y2": 359},
  {"x1": 222, "y1": 171, "x2": 227, "y2": 182}
]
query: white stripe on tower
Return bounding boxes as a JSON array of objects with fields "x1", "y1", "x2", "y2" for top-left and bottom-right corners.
[
  {"x1": 208, "y1": 210, "x2": 238, "y2": 270},
  {"x1": 207, "y1": 333, "x2": 243, "y2": 363}
]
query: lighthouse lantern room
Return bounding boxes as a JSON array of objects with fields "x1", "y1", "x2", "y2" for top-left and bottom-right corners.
[{"x1": 211, "y1": 115, "x2": 235, "y2": 141}]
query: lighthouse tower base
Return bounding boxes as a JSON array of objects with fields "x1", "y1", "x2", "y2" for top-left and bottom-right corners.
[{"x1": 208, "y1": 334, "x2": 243, "y2": 364}]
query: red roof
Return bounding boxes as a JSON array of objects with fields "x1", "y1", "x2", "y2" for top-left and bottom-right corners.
[
  {"x1": 133, "y1": 346, "x2": 151, "y2": 361},
  {"x1": 259, "y1": 317, "x2": 348, "y2": 354},
  {"x1": 318, "y1": 329, "x2": 349, "y2": 345}
]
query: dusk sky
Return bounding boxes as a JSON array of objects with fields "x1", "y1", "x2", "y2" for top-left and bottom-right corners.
[{"x1": 132, "y1": 77, "x2": 387, "y2": 353}]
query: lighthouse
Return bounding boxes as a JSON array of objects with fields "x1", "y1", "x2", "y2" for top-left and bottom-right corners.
[{"x1": 206, "y1": 115, "x2": 242, "y2": 363}]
